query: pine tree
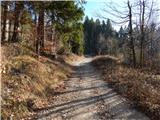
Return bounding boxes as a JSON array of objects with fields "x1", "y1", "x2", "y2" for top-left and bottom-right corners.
[
  {"x1": 105, "y1": 19, "x2": 113, "y2": 38},
  {"x1": 11, "y1": 1, "x2": 24, "y2": 42}
]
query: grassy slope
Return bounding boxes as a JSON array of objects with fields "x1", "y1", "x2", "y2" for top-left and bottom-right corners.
[
  {"x1": 91, "y1": 56, "x2": 160, "y2": 120},
  {"x1": 1, "y1": 43, "x2": 73, "y2": 119}
]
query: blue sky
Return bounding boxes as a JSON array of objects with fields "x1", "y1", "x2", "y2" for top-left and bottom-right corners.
[
  {"x1": 83, "y1": 0, "x2": 126, "y2": 30},
  {"x1": 83, "y1": 1, "x2": 104, "y2": 20},
  {"x1": 83, "y1": 0, "x2": 160, "y2": 31}
]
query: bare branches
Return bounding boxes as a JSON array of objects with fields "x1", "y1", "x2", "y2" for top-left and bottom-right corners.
[
  {"x1": 96, "y1": 1, "x2": 130, "y2": 25},
  {"x1": 101, "y1": 8, "x2": 129, "y2": 19},
  {"x1": 98, "y1": 0, "x2": 160, "y2": 67}
]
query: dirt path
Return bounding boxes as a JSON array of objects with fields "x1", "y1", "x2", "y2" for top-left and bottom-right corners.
[{"x1": 35, "y1": 57, "x2": 150, "y2": 120}]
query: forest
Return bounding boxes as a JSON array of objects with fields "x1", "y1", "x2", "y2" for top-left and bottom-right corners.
[{"x1": 1, "y1": 0, "x2": 160, "y2": 120}]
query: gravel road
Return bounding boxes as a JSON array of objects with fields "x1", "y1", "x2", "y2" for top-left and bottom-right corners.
[{"x1": 35, "y1": 57, "x2": 150, "y2": 120}]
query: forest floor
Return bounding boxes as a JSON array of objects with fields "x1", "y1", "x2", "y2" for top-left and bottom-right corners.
[{"x1": 32, "y1": 57, "x2": 150, "y2": 120}]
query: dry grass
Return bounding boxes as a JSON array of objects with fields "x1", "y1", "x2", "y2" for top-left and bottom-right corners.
[
  {"x1": 64, "y1": 53, "x2": 84, "y2": 64},
  {"x1": 1, "y1": 44, "x2": 73, "y2": 119},
  {"x1": 92, "y1": 56, "x2": 160, "y2": 120}
]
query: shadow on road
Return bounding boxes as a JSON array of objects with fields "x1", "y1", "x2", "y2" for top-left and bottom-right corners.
[{"x1": 33, "y1": 58, "x2": 149, "y2": 120}]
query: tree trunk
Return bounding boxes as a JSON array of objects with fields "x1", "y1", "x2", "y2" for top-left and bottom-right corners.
[
  {"x1": 34, "y1": 12, "x2": 37, "y2": 25},
  {"x1": 8, "y1": 18, "x2": 12, "y2": 42},
  {"x1": 34, "y1": 12, "x2": 38, "y2": 54},
  {"x1": 11, "y1": 2, "x2": 23, "y2": 42},
  {"x1": 140, "y1": 0, "x2": 145, "y2": 67},
  {"x1": 128, "y1": 1, "x2": 136, "y2": 67},
  {"x1": 1, "y1": 2, "x2": 8, "y2": 43},
  {"x1": 37, "y1": 2, "x2": 44, "y2": 54}
]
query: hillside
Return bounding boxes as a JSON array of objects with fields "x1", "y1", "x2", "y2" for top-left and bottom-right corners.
[{"x1": 1, "y1": 43, "x2": 75, "y2": 119}]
